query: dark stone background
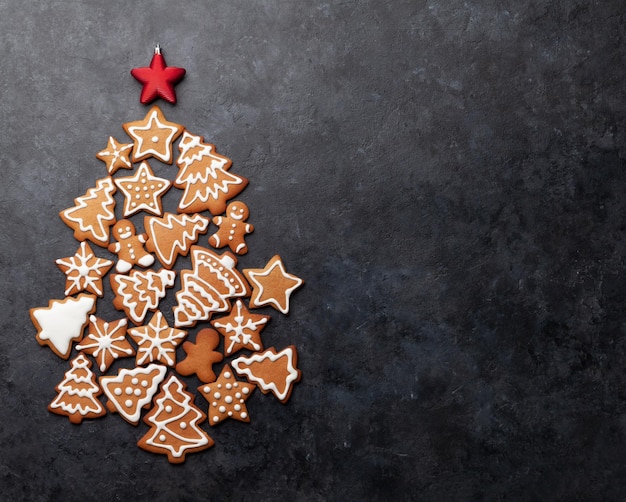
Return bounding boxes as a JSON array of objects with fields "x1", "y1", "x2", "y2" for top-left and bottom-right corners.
[{"x1": 1, "y1": 1, "x2": 625, "y2": 500}]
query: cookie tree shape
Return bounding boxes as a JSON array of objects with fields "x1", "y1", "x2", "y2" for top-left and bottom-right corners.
[
  {"x1": 212, "y1": 299, "x2": 269, "y2": 356},
  {"x1": 59, "y1": 177, "x2": 117, "y2": 247},
  {"x1": 76, "y1": 315, "x2": 135, "y2": 373},
  {"x1": 232, "y1": 346, "x2": 301, "y2": 404},
  {"x1": 100, "y1": 363, "x2": 167, "y2": 425},
  {"x1": 174, "y1": 131, "x2": 248, "y2": 215},
  {"x1": 123, "y1": 106, "x2": 184, "y2": 164},
  {"x1": 144, "y1": 212, "x2": 210, "y2": 269},
  {"x1": 197, "y1": 364, "x2": 255, "y2": 426},
  {"x1": 137, "y1": 374, "x2": 214, "y2": 464},
  {"x1": 96, "y1": 136, "x2": 133, "y2": 175},
  {"x1": 31, "y1": 293, "x2": 97, "y2": 359},
  {"x1": 55, "y1": 241, "x2": 114, "y2": 297},
  {"x1": 127, "y1": 311, "x2": 187, "y2": 366},
  {"x1": 48, "y1": 354, "x2": 106, "y2": 424},
  {"x1": 110, "y1": 268, "x2": 176, "y2": 325},
  {"x1": 243, "y1": 255, "x2": 304, "y2": 314},
  {"x1": 131, "y1": 45, "x2": 186, "y2": 105},
  {"x1": 176, "y1": 328, "x2": 224, "y2": 383},
  {"x1": 173, "y1": 246, "x2": 250, "y2": 327},
  {"x1": 114, "y1": 161, "x2": 172, "y2": 217}
]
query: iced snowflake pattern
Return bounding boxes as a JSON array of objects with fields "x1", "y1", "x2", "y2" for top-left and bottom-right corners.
[{"x1": 127, "y1": 310, "x2": 187, "y2": 366}]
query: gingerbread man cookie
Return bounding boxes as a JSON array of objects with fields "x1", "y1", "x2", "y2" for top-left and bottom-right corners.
[
  {"x1": 108, "y1": 220, "x2": 155, "y2": 273},
  {"x1": 208, "y1": 201, "x2": 254, "y2": 255}
]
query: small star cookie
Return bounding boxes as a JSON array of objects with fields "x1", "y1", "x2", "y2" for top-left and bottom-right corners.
[
  {"x1": 197, "y1": 364, "x2": 255, "y2": 425},
  {"x1": 114, "y1": 161, "x2": 172, "y2": 217},
  {"x1": 211, "y1": 299, "x2": 269, "y2": 356},
  {"x1": 55, "y1": 241, "x2": 114, "y2": 297},
  {"x1": 96, "y1": 136, "x2": 134, "y2": 175},
  {"x1": 127, "y1": 310, "x2": 187, "y2": 366},
  {"x1": 76, "y1": 315, "x2": 135, "y2": 373},
  {"x1": 123, "y1": 105, "x2": 184, "y2": 164},
  {"x1": 243, "y1": 255, "x2": 303, "y2": 314}
]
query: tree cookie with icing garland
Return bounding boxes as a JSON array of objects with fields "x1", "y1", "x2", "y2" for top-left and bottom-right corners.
[{"x1": 137, "y1": 374, "x2": 214, "y2": 463}]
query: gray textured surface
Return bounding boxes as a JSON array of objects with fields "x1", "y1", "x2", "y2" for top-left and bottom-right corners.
[{"x1": 1, "y1": 1, "x2": 626, "y2": 500}]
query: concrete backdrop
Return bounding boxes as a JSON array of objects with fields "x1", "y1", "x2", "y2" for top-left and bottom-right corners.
[{"x1": 1, "y1": 1, "x2": 625, "y2": 500}]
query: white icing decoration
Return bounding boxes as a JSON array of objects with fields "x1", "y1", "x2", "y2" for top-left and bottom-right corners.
[
  {"x1": 33, "y1": 294, "x2": 96, "y2": 358},
  {"x1": 48, "y1": 354, "x2": 105, "y2": 418},
  {"x1": 114, "y1": 161, "x2": 171, "y2": 217},
  {"x1": 127, "y1": 311, "x2": 187, "y2": 366},
  {"x1": 142, "y1": 376, "x2": 210, "y2": 459},
  {"x1": 232, "y1": 347, "x2": 300, "y2": 401},
  {"x1": 245, "y1": 256, "x2": 303, "y2": 314},
  {"x1": 55, "y1": 241, "x2": 113, "y2": 296},
  {"x1": 76, "y1": 316, "x2": 133, "y2": 372},
  {"x1": 173, "y1": 247, "x2": 248, "y2": 327},
  {"x1": 60, "y1": 177, "x2": 117, "y2": 245},
  {"x1": 212, "y1": 299, "x2": 267, "y2": 354},
  {"x1": 174, "y1": 131, "x2": 246, "y2": 212},
  {"x1": 145, "y1": 212, "x2": 210, "y2": 268},
  {"x1": 100, "y1": 364, "x2": 167, "y2": 424},
  {"x1": 125, "y1": 107, "x2": 181, "y2": 163},
  {"x1": 111, "y1": 269, "x2": 176, "y2": 325}
]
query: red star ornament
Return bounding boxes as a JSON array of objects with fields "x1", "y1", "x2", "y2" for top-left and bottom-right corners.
[{"x1": 131, "y1": 46, "x2": 186, "y2": 105}]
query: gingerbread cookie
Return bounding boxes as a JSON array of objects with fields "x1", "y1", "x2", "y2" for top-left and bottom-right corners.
[
  {"x1": 175, "y1": 328, "x2": 224, "y2": 383},
  {"x1": 212, "y1": 299, "x2": 270, "y2": 356},
  {"x1": 144, "y1": 212, "x2": 210, "y2": 269},
  {"x1": 31, "y1": 293, "x2": 97, "y2": 359},
  {"x1": 55, "y1": 241, "x2": 114, "y2": 297},
  {"x1": 231, "y1": 346, "x2": 301, "y2": 404},
  {"x1": 137, "y1": 374, "x2": 214, "y2": 463},
  {"x1": 127, "y1": 311, "x2": 187, "y2": 366},
  {"x1": 243, "y1": 255, "x2": 304, "y2": 314},
  {"x1": 100, "y1": 363, "x2": 167, "y2": 425},
  {"x1": 173, "y1": 246, "x2": 250, "y2": 327},
  {"x1": 48, "y1": 354, "x2": 107, "y2": 424},
  {"x1": 114, "y1": 161, "x2": 172, "y2": 217},
  {"x1": 76, "y1": 315, "x2": 135, "y2": 373},
  {"x1": 208, "y1": 201, "x2": 254, "y2": 255},
  {"x1": 59, "y1": 177, "x2": 117, "y2": 247},
  {"x1": 197, "y1": 364, "x2": 255, "y2": 426},
  {"x1": 110, "y1": 268, "x2": 176, "y2": 325},
  {"x1": 123, "y1": 105, "x2": 184, "y2": 164},
  {"x1": 108, "y1": 219, "x2": 155, "y2": 273},
  {"x1": 174, "y1": 131, "x2": 248, "y2": 215},
  {"x1": 96, "y1": 136, "x2": 134, "y2": 175}
]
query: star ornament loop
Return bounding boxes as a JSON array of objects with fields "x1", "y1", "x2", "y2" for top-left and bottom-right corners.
[{"x1": 131, "y1": 45, "x2": 186, "y2": 105}]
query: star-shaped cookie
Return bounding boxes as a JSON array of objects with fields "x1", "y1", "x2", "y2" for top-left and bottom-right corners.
[
  {"x1": 114, "y1": 161, "x2": 172, "y2": 217},
  {"x1": 56, "y1": 241, "x2": 114, "y2": 297},
  {"x1": 211, "y1": 299, "x2": 270, "y2": 356},
  {"x1": 76, "y1": 315, "x2": 135, "y2": 373},
  {"x1": 123, "y1": 106, "x2": 184, "y2": 164},
  {"x1": 96, "y1": 136, "x2": 134, "y2": 175},
  {"x1": 243, "y1": 255, "x2": 303, "y2": 314},
  {"x1": 197, "y1": 364, "x2": 255, "y2": 425},
  {"x1": 127, "y1": 310, "x2": 187, "y2": 366}
]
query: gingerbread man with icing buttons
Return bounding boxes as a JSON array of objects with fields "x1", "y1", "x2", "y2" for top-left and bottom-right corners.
[
  {"x1": 108, "y1": 219, "x2": 155, "y2": 273},
  {"x1": 208, "y1": 201, "x2": 254, "y2": 255}
]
